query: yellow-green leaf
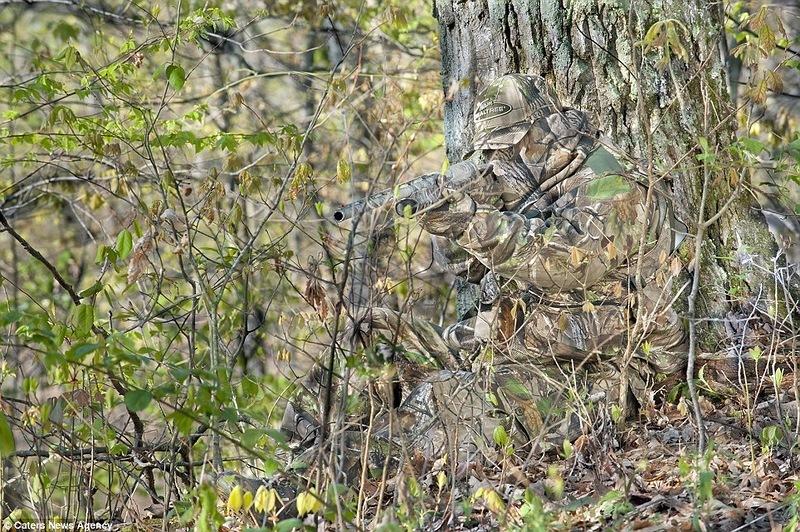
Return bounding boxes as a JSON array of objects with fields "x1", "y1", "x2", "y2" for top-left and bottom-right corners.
[
  {"x1": 407, "y1": 477, "x2": 422, "y2": 498},
  {"x1": 562, "y1": 438, "x2": 573, "y2": 459},
  {"x1": 296, "y1": 162, "x2": 313, "y2": 182},
  {"x1": 493, "y1": 425, "x2": 509, "y2": 447},
  {"x1": 336, "y1": 159, "x2": 351, "y2": 183},
  {"x1": 436, "y1": 471, "x2": 447, "y2": 491},
  {"x1": 586, "y1": 174, "x2": 632, "y2": 200},
  {"x1": 388, "y1": 6, "x2": 407, "y2": 29},
  {"x1": 227, "y1": 485, "x2": 243, "y2": 513},
  {"x1": 243, "y1": 490, "x2": 253, "y2": 510},
  {"x1": 75, "y1": 303, "x2": 95, "y2": 336},
  {"x1": 484, "y1": 489, "x2": 506, "y2": 513},
  {"x1": 254, "y1": 485, "x2": 278, "y2": 514},
  {"x1": 296, "y1": 488, "x2": 322, "y2": 516}
]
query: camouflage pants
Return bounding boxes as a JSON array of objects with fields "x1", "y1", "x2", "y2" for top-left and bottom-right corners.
[
  {"x1": 282, "y1": 297, "x2": 686, "y2": 471},
  {"x1": 367, "y1": 294, "x2": 686, "y2": 459},
  {"x1": 383, "y1": 365, "x2": 579, "y2": 464},
  {"x1": 440, "y1": 292, "x2": 686, "y2": 374}
]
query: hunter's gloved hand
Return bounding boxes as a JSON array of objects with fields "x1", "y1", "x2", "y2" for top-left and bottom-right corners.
[
  {"x1": 418, "y1": 191, "x2": 476, "y2": 238},
  {"x1": 394, "y1": 174, "x2": 447, "y2": 216},
  {"x1": 490, "y1": 155, "x2": 539, "y2": 209}
]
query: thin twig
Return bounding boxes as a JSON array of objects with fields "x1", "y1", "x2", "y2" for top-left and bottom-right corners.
[
  {"x1": 0, "y1": 210, "x2": 83, "y2": 306},
  {"x1": 0, "y1": 209, "x2": 147, "y2": 454}
]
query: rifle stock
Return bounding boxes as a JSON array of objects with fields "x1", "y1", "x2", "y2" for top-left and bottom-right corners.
[{"x1": 332, "y1": 161, "x2": 493, "y2": 222}]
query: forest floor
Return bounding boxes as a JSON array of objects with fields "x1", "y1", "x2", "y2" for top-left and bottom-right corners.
[
  {"x1": 436, "y1": 392, "x2": 799, "y2": 531},
  {"x1": 104, "y1": 385, "x2": 800, "y2": 531}
]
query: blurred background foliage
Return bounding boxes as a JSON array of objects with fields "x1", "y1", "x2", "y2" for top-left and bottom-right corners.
[{"x1": 0, "y1": 0, "x2": 447, "y2": 525}]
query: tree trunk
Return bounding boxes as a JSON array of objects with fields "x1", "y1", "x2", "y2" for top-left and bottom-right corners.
[{"x1": 433, "y1": 0, "x2": 781, "y2": 343}]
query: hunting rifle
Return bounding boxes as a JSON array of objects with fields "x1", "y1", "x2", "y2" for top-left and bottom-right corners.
[{"x1": 332, "y1": 160, "x2": 495, "y2": 222}]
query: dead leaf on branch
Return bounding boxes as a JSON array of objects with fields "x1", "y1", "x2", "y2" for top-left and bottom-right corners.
[
  {"x1": 304, "y1": 276, "x2": 328, "y2": 321},
  {"x1": 127, "y1": 229, "x2": 154, "y2": 284}
]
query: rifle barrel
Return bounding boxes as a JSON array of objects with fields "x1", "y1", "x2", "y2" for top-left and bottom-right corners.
[
  {"x1": 332, "y1": 191, "x2": 394, "y2": 222},
  {"x1": 332, "y1": 173, "x2": 439, "y2": 222},
  {"x1": 331, "y1": 161, "x2": 492, "y2": 222}
]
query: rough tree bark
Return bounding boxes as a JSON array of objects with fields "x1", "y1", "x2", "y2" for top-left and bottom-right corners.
[{"x1": 433, "y1": 0, "x2": 782, "y2": 343}]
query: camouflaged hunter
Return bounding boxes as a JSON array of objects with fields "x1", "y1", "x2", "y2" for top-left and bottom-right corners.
[{"x1": 283, "y1": 74, "x2": 688, "y2": 473}]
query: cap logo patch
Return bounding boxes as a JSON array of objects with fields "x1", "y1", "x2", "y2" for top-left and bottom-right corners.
[{"x1": 474, "y1": 101, "x2": 512, "y2": 122}]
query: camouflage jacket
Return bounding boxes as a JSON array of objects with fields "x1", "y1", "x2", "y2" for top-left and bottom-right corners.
[
  {"x1": 458, "y1": 150, "x2": 677, "y2": 305},
  {"x1": 422, "y1": 136, "x2": 687, "y2": 372}
]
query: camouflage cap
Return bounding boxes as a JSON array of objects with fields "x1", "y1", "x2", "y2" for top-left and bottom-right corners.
[{"x1": 472, "y1": 74, "x2": 563, "y2": 150}]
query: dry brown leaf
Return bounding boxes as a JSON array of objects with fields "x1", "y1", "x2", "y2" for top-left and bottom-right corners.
[
  {"x1": 304, "y1": 276, "x2": 328, "y2": 321},
  {"x1": 127, "y1": 229, "x2": 154, "y2": 284},
  {"x1": 670, "y1": 256, "x2": 682, "y2": 277}
]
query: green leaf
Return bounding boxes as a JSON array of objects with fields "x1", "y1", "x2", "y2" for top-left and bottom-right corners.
[
  {"x1": 55, "y1": 44, "x2": 80, "y2": 69},
  {"x1": 0, "y1": 412, "x2": 15, "y2": 456},
  {"x1": 274, "y1": 519, "x2": 303, "y2": 532},
  {"x1": 498, "y1": 378, "x2": 534, "y2": 400},
  {"x1": 116, "y1": 229, "x2": 133, "y2": 260},
  {"x1": 217, "y1": 133, "x2": 238, "y2": 152},
  {"x1": 169, "y1": 409, "x2": 194, "y2": 434},
  {"x1": 124, "y1": 389, "x2": 153, "y2": 412},
  {"x1": 585, "y1": 174, "x2": 633, "y2": 199},
  {"x1": 562, "y1": 438, "x2": 573, "y2": 459},
  {"x1": 79, "y1": 281, "x2": 104, "y2": 299},
  {"x1": 75, "y1": 304, "x2": 95, "y2": 336},
  {"x1": 67, "y1": 342, "x2": 103, "y2": 361},
  {"x1": 698, "y1": 469, "x2": 714, "y2": 501},
  {"x1": 23, "y1": 377, "x2": 38, "y2": 394},
  {"x1": 53, "y1": 21, "x2": 79, "y2": 42},
  {"x1": 227, "y1": 202, "x2": 243, "y2": 231},
  {"x1": 761, "y1": 425, "x2": 783, "y2": 448},
  {"x1": 95, "y1": 245, "x2": 117, "y2": 266},
  {"x1": 166, "y1": 63, "x2": 186, "y2": 91},
  {"x1": 739, "y1": 137, "x2": 766, "y2": 156},
  {"x1": 153, "y1": 382, "x2": 176, "y2": 399},
  {"x1": 170, "y1": 366, "x2": 191, "y2": 383},
  {"x1": 492, "y1": 425, "x2": 509, "y2": 447},
  {"x1": 242, "y1": 428, "x2": 266, "y2": 449},
  {"x1": 0, "y1": 310, "x2": 22, "y2": 327},
  {"x1": 264, "y1": 456, "x2": 281, "y2": 476},
  {"x1": 264, "y1": 428, "x2": 287, "y2": 446}
]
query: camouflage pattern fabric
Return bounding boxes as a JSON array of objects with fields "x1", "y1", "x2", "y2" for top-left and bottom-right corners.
[
  {"x1": 281, "y1": 74, "x2": 687, "y2": 472},
  {"x1": 428, "y1": 74, "x2": 598, "y2": 318},
  {"x1": 399, "y1": 76, "x2": 686, "y2": 461},
  {"x1": 472, "y1": 74, "x2": 563, "y2": 150}
]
